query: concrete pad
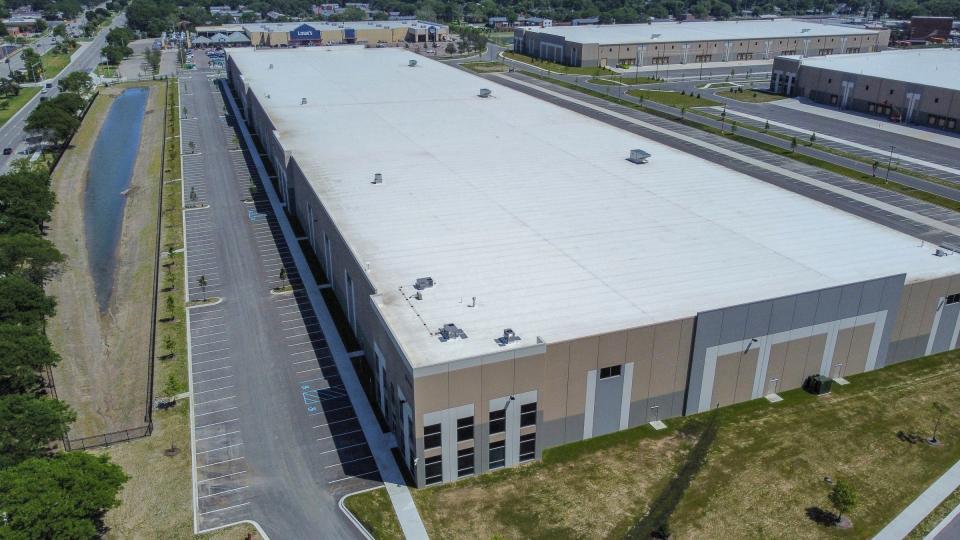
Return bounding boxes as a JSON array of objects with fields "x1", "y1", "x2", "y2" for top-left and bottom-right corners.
[
  {"x1": 834, "y1": 377, "x2": 850, "y2": 386},
  {"x1": 649, "y1": 420, "x2": 667, "y2": 430},
  {"x1": 764, "y1": 393, "x2": 783, "y2": 403}
]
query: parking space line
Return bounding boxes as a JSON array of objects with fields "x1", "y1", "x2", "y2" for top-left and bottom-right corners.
[
  {"x1": 194, "y1": 394, "x2": 237, "y2": 406},
  {"x1": 197, "y1": 443, "x2": 244, "y2": 456},
  {"x1": 317, "y1": 442, "x2": 366, "y2": 454},
  {"x1": 199, "y1": 457, "x2": 245, "y2": 469},
  {"x1": 199, "y1": 502, "x2": 251, "y2": 515},
  {"x1": 327, "y1": 470, "x2": 380, "y2": 484},
  {"x1": 194, "y1": 384, "x2": 234, "y2": 395},
  {"x1": 195, "y1": 418, "x2": 239, "y2": 429},
  {"x1": 196, "y1": 430, "x2": 241, "y2": 442},
  {"x1": 312, "y1": 416, "x2": 357, "y2": 429},
  {"x1": 325, "y1": 455, "x2": 373, "y2": 468},
  {"x1": 197, "y1": 470, "x2": 247, "y2": 483},
  {"x1": 193, "y1": 365, "x2": 232, "y2": 375},
  {"x1": 193, "y1": 347, "x2": 231, "y2": 356},
  {"x1": 195, "y1": 406, "x2": 238, "y2": 417},
  {"x1": 199, "y1": 485, "x2": 249, "y2": 499},
  {"x1": 317, "y1": 429, "x2": 362, "y2": 441},
  {"x1": 192, "y1": 356, "x2": 231, "y2": 365}
]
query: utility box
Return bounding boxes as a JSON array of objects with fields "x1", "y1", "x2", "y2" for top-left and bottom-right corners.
[{"x1": 803, "y1": 374, "x2": 833, "y2": 396}]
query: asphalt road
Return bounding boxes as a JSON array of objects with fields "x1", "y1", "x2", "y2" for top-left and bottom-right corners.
[
  {"x1": 0, "y1": 14, "x2": 125, "y2": 172},
  {"x1": 933, "y1": 508, "x2": 960, "y2": 539},
  {"x1": 180, "y1": 59, "x2": 377, "y2": 537}
]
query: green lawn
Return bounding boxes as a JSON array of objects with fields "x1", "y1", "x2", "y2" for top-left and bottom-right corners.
[
  {"x1": 0, "y1": 87, "x2": 40, "y2": 127},
  {"x1": 503, "y1": 51, "x2": 614, "y2": 76},
  {"x1": 589, "y1": 75, "x2": 662, "y2": 86},
  {"x1": 461, "y1": 61, "x2": 507, "y2": 73},
  {"x1": 717, "y1": 89, "x2": 787, "y2": 103},
  {"x1": 41, "y1": 49, "x2": 73, "y2": 79},
  {"x1": 344, "y1": 489, "x2": 404, "y2": 539},
  {"x1": 347, "y1": 351, "x2": 960, "y2": 539},
  {"x1": 95, "y1": 64, "x2": 118, "y2": 78},
  {"x1": 627, "y1": 88, "x2": 720, "y2": 108}
]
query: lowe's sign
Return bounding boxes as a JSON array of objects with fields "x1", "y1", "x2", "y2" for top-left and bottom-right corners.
[{"x1": 290, "y1": 24, "x2": 320, "y2": 41}]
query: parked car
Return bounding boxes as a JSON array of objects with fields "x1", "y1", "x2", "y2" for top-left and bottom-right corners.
[
  {"x1": 44, "y1": 82, "x2": 53, "y2": 88},
  {"x1": 2, "y1": 148, "x2": 12, "y2": 155}
]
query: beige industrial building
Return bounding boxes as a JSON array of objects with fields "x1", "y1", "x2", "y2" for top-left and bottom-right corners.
[
  {"x1": 771, "y1": 48, "x2": 960, "y2": 132},
  {"x1": 195, "y1": 20, "x2": 448, "y2": 48},
  {"x1": 514, "y1": 19, "x2": 888, "y2": 68},
  {"x1": 227, "y1": 46, "x2": 960, "y2": 488}
]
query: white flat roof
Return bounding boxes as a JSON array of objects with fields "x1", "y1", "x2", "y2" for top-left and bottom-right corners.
[
  {"x1": 797, "y1": 48, "x2": 960, "y2": 92},
  {"x1": 522, "y1": 19, "x2": 877, "y2": 45},
  {"x1": 229, "y1": 47, "x2": 959, "y2": 369}
]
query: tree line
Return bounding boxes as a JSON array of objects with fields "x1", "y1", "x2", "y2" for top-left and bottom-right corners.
[
  {"x1": 0, "y1": 74, "x2": 128, "y2": 538},
  {"x1": 121, "y1": 0, "x2": 960, "y2": 37}
]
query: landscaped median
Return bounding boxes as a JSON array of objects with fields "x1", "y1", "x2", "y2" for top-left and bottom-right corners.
[
  {"x1": 0, "y1": 86, "x2": 40, "y2": 127},
  {"x1": 502, "y1": 51, "x2": 614, "y2": 76},
  {"x1": 461, "y1": 61, "x2": 508, "y2": 73},
  {"x1": 345, "y1": 350, "x2": 960, "y2": 538},
  {"x1": 626, "y1": 88, "x2": 720, "y2": 108}
]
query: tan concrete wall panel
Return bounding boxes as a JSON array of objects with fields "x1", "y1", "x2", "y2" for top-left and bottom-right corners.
[
  {"x1": 415, "y1": 372, "x2": 449, "y2": 418},
  {"x1": 712, "y1": 351, "x2": 739, "y2": 408},
  {"x1": 448, "y1": 365, "x2": 481, "y2": 409},
  {"x1": 767, "y1": 341, "x2": 789, "y2": 393},
  {"x1": 515, "y1": 352, "x2": 545, "y2": 394},
  {"x1": 651, "y1": 320, "x2": 682, "y2": 398},
  {"x1": 734, "y1": 347, "x2": 759, "y2": 403},
  {"x1": 481, "y1": 358, "x2": 515, "y2": 403},
  {"x1": 542, "y1": 344, "x2": 570, "y2": 425},
  {"x1": 598, "y1": 331, "x2": 627, "y2": 368},
  {"x1": 845, "y1": 323, "x2": 874, "y2": 376}
]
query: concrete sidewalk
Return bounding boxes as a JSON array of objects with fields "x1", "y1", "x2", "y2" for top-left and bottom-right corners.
[{"x1": 873, "y1": 459, "x2": 960, "y2": 539}]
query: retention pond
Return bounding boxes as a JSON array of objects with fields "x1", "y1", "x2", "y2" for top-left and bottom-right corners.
[{"x1": 84, "y1": 87, "x2": 148, "y2": 311}]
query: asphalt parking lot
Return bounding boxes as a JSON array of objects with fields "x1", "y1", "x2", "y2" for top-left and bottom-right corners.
[{"x1": 179, "y1": 64, "x2": 380, "y2": 537}]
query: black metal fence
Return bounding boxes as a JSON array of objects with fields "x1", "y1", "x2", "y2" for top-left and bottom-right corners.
[{"x1": 64, "y1": 425, "x2": 153, "y2": 451}]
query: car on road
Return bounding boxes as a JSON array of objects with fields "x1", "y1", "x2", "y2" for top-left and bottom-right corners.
[
  {"x1": 45, "y1": 82, "x2": 53, "y2": 88},
  {"x1": 2, "y1": 148, "x2": 12, "y2": 155},
  {"x1": 40, "y1": 87, "x2": 48, "y2": 94}
]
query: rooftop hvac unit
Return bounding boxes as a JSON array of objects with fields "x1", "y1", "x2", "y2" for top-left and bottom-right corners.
[
  {"x1": 414, "y1": 277, "x2": 434, "y2": 290},
  {"x1": 409, "y1": 59, "x2": 417, "y2": 67},
  {"x1": 936, "y1": 248, "x2": 948, "y2": 257},
  {"x1": 301, "y1": 97, "x2": 308, "y2": 105},
  {"x1": 438, "y1": 323, "x2": 467, "y2": 341},
  {"x1": 803, "y1": 374, "x2": 833, "y2": 395},
  {"x1": 373, "y1": 172, "x2": 383, "y2": 184},
  {"x1": 628, "y1": 149, "x2": 651, "y2": 164},
  {"x1": 496, "y1": 328, "x2": 521, "y2": 346},
  {"x1": 478, "y1": 88, "x2": 492, "y2": 98},
  {"x1": 269, "y1": 63, "x2": 273, "y2": 69}
]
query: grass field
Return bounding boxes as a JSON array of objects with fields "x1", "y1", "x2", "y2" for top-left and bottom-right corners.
[
  {"x1": 0, "y1": 86, "x2": 39, "y2": 127},
  {"x1": 461, "y1": 61, "x2": 508, "y2": 73},
  {"x1": 96, "y1": 64, "x2": 119, "y2": 78},
  {"x1": 627, "y1": 89, "x2": 720, "y2": 108},
  {"x1": 589, "y1": 75, "x2": 662, "y2": 85},
  {"x1": 344, "y1": 488, "x2": 405, "y2": 539},
  {"x1": 41, "y1": 47, "x2": 73, "y2": 79},
  {"x1": 716, "y1": 89, "x2": 787, "y2": 103},
  {"x1": 503, "y1": 51, "x2": 614, "y2": 76},
  {"x1": 347, "y1": 350, "x2": 960, "y2": 538}
]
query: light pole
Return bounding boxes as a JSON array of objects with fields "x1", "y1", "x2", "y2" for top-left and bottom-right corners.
[{"x1": 699, "y1": 58, "x2": 704, "y2": 80}]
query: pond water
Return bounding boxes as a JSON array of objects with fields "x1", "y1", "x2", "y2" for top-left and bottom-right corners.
[{"x1": 83, "y1": 87, "x2": 148, "y2": 312}]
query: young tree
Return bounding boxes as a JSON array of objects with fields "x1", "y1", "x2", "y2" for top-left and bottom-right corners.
[
  {"x1": 872, "y1": 160, "x2": 880, "y2": 177},
  {"x1": 829, "y1": 479, "x2": 857, "y2": 524},
  {"x1": 790, "y1": 136, "x2": 798, "y2": 153},
  {"x1": 0, "y1": 233, "x2": 65, "y2": 285},
  {"x1": 0, "y1": 452, "x2": 128, "y2": 537},
  {"x1": 52, "y1": 24, "x2": 67, "y2": 40},
  {"x1": 164, "y1": 295, "x2": 175, "y2": 320},
  {"x1": 162, "y1": 334, "x2": 175, "y2": 357},
  {"x1": 20, "y1": 48, "x2": 43, "y2": 82},
  {"x1": 445, "y1": 42, "x2": 456, "y2": 54},
  {"x1": 0, "y1": 394, "x2": 75, "y2": 466},
  {"x1": 198, "y1": 274, "x2": 208, "y2": 300},
  {"x1": 0, "y1": 77, "x2": 20, "y2": 97},
  {"x1": 144, "y1": 48, "x2": 162, "y2": 73},
  {"x1": 0, "y1": 275, "x2": 56, "y2": 326},
  {"x1": 930, "y1": 401, "x2": 949, "y2": 444},
  {"x1": 0, "y1": 324, "x2": 61, "y2": 395},
  {"x1": 279, "y1": 267, "x2": 287, "y2": 289},
  {"x1": 101, "y1": 43, "x2": 130, "y2": 65},
  {"x1": 809, "y1": 131, "x2": 817, "y2": 145}
]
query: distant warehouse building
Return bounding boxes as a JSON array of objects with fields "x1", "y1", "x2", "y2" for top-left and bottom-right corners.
[
  {"x1": 513, "y1": 19, "x2": 888, "y2": 68},
  {"x1": 227, "y1": 47, "x2": 960, "y2": 488},
  {"x1": 194, "y1": 20, "x2": 448, "y2": 48},
  {"x1": 771, "y1": 49, "x2": 960, "y2": 132}
]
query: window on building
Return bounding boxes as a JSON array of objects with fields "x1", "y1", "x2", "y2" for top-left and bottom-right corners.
[
  {"x1": 600, "y1": 365, "x2": 622, "y2": 379},
  {"x1": 947, "y1": 293, "x2": 960, "y2": 304},
  {"x1": 457, "y1": 447, "x2": 474, "y2": 477},
  {"x1": 489, "y1": 408, "x2": 506, "y2": 434},
  {"x1": 520, "y1": 402, "x2": 537, "y2": 427},
  {"x1": 457, "y1": 416, "x2": 474, "y2": 442},
  {"x1": 519, "y1": 433, "x2": 536, "y2": 462},
  {"x1": 424, "y1": 455, "x2": 443, "y2": 485},
  {"x1": 424, "y1": 423, "x2": 442, "y2": 449},
  {"x1": 889, "y1": 89, "x2": 895, "y2": 95},
  {"x1": 736, "y1": 52, "x2": 753, "y2": 61},
  {"x1": 489, "y1": 440, "x2": 506, "y2": 469}
]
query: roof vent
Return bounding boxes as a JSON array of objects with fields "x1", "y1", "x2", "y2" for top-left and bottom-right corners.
[
  {"x1": 628, "y1": 149, "x2": 651, "y2": 164},
  {"x1": 301, "y1": 97, "x2": 308, "y2": 105},
  {"x1": 496, "y1": 328, "x2": 521, "y2": 347},
  {"x1": 409, "y1": 59, "x2": 417, "y2": 67},
  {"x1": 266, "y1": 93, "x2": 271, "y2": 99},
  {"x1": 935, "y1": 248, "x2": 948, "y2": 257},
  {"x1": 269, "y1": 63, "x2": 274, "y2": 69},
  {"x1": 651, "y1": 33, "x2": 661, "y2": 39},
  {"x1": 478, "y1": 88, "x2": 492, "y2": 98},
  {"x1": 373, "y1": 172, "x2": 383, "y2": 184},
  {"x1": 438, "y1": 323, "x2": 467, "y2": 341},
  {"x1": 414, "y1": 277, "x2": 434, "y2": 290},
  {"x1": 801, "y1": 28, "x2": 811, "y2": 33}
]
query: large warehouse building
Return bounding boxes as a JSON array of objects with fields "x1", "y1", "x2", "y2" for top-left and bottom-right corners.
[
  {"x1": 771, "y1": 48, "x2": 960, "y2": 132},
  {"x1": 227, "y1": 47, "x2": 960, "y2": 488},
  {"x1": 514, "y1": 19, "x2": 888, "y2": 68},
  {"x1": 194, "y1": 20, "x2": 448, "y2": 48}
]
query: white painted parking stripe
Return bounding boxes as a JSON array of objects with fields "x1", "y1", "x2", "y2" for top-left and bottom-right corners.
[
  {"x1": 196, "y1": 430, "x2": 240, "y2": 442},
  {"x1": 309, "y1": 404, "x2": 354, "y2": 416},
  {"x1": 192, "y1": 356, "x2": 231, "y2": 365},
  {"x1": 317, "y1": 428, "x2": 362, "y2": 441},
  {"x1": 199, "y1": 485, "x2": 249, "y2": 499},
  {"x1": 195, "y1": 395, "x2": 236, "y2": 406},
  {"x1": 193, "y1": 365, "x2": 232, "y2": 375},
  {"x1": 195, "y1": 418, "x2": 239, "y2": 429},
  {"x1": 199, "y1": 502, "x2": 251, "y2": 515},
  {"x1": 327, "y1": 470, "x2": 379, "y2": 484},
  {"x1": 325, "y1": 455, "x2": 373, "y2": 468},
  {"x1": 197, "y1": 443, "x2": 244, "y2": 455},
  {"x1": 198, "y1": 457, "x2": 244, "y2": 468},
  {"x1": 312, "y1": 416, "x2": 357, "y2": 429},
  {"x1": 193, "y1": 347, "x2": 231, "y2": 356},
  {"x1": 195, "y1": 406, "x2": 238, "y2": 417},
  {"x1": 317, "y1": 442, "x2": 366, "y2": 454},
  {"x1": 193, "y1": 384, "x2": 234, "y2": 395},
  {"x1": 295, "y1": 367, "x2": 324, "y2": 374}
]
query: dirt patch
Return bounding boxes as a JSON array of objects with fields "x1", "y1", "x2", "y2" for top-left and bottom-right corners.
[{"x1": 48, "y1": 83, "x2": 166, "y2": 439}]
